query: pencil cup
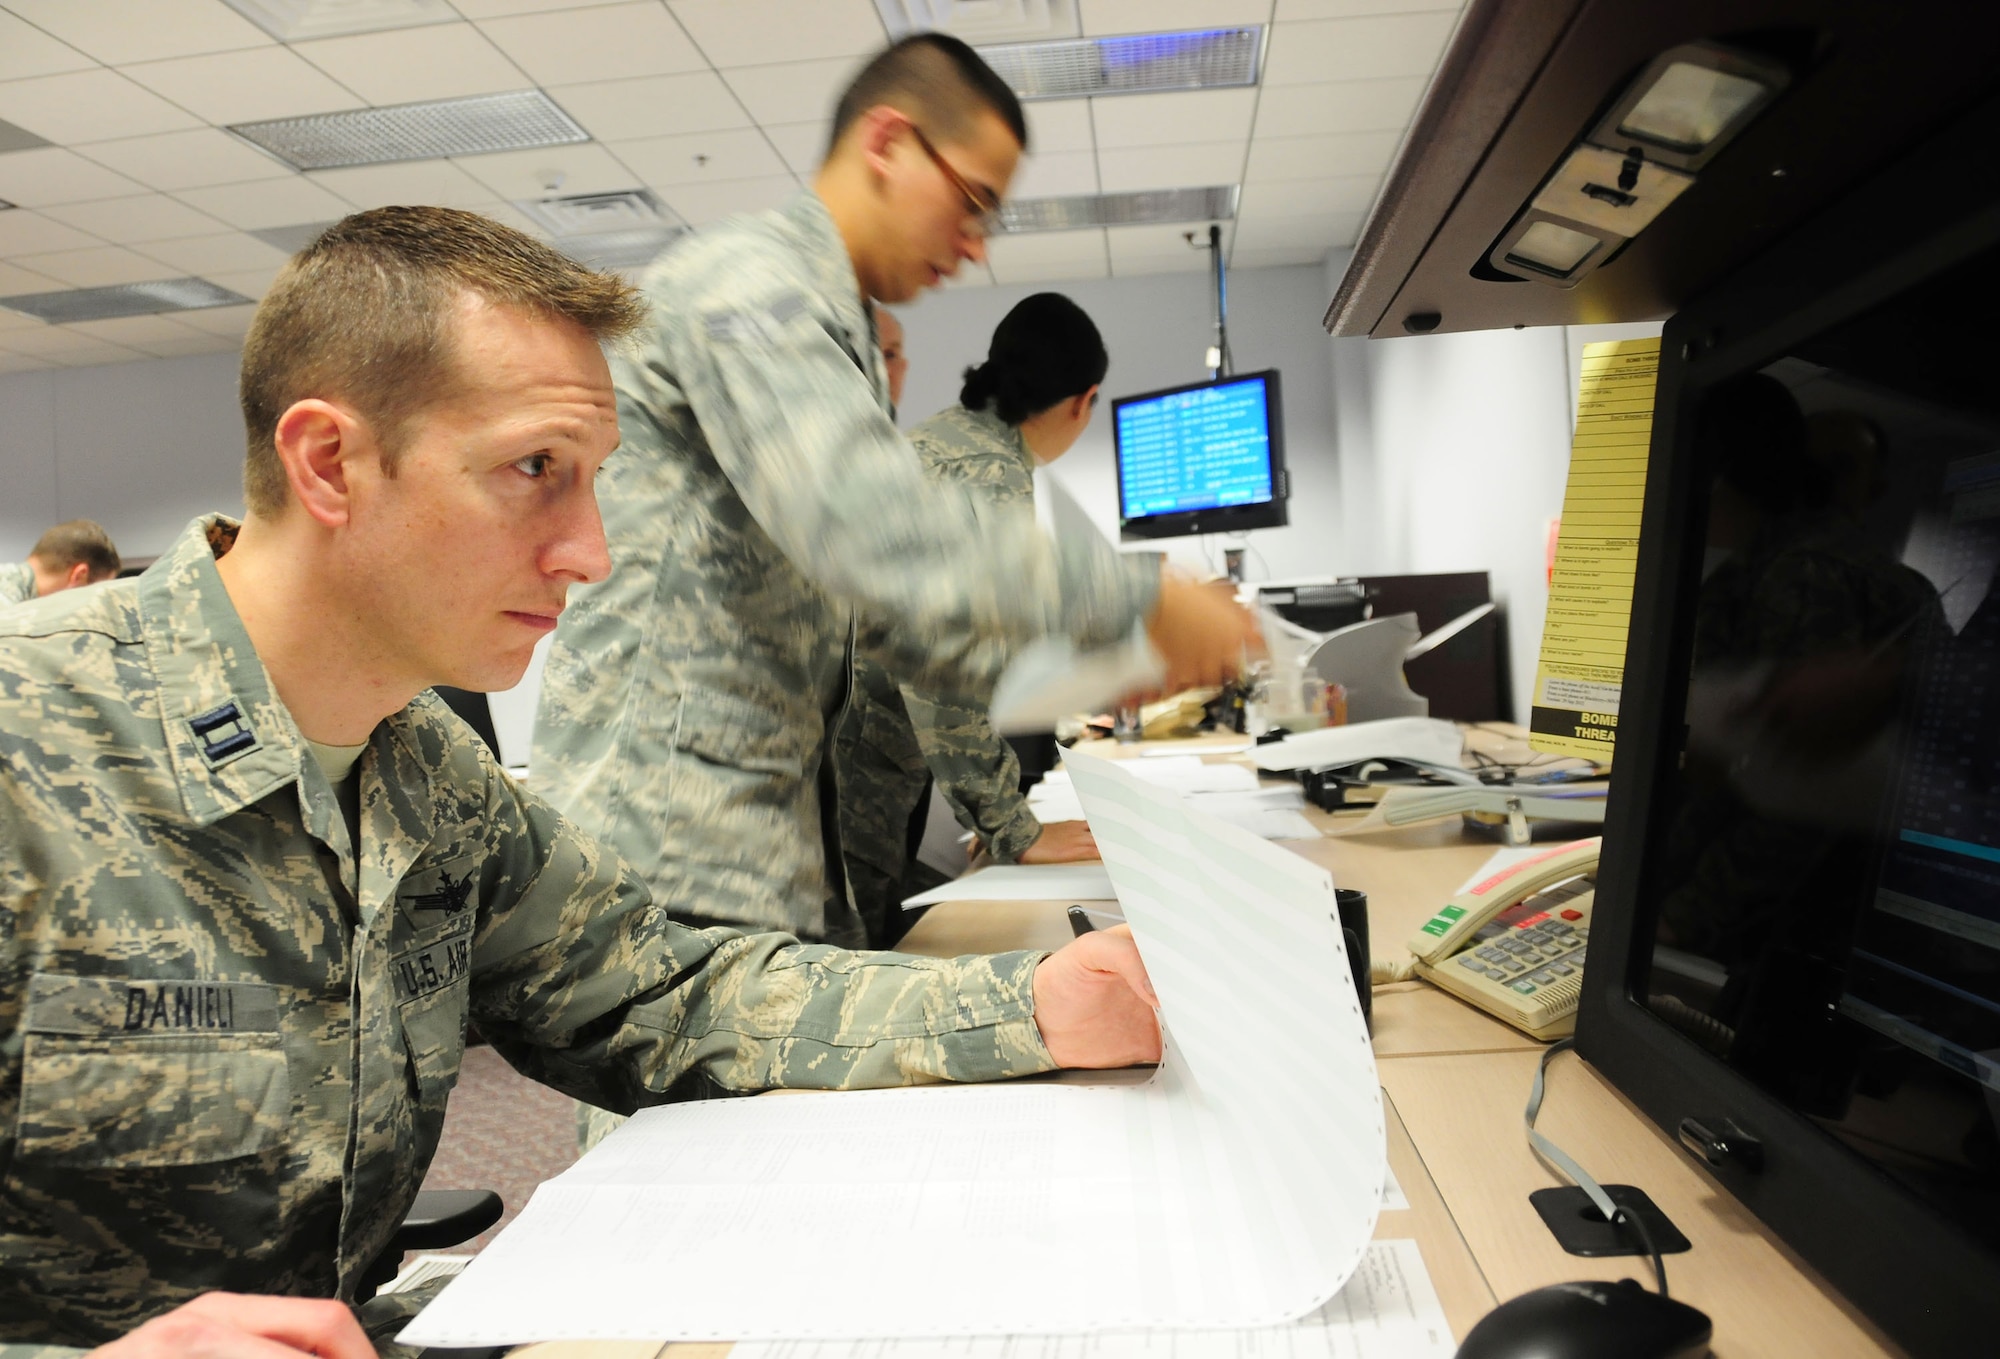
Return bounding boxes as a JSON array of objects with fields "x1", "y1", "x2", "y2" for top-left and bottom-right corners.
[{"x1": 1336, "y1": 887, "x2": 1372, "y2": 1034}]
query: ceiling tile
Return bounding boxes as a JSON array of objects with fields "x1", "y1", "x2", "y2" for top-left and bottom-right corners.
[
  {"x1": 0, "y1": 12, "x2": 94, "y2": 81},
  {"x1": 4, "y1": 0, "x2": 272, "y2": 65},
  {"x1": 128, "y1": 331, "x2": 241, "y2": 357},
  {"x1": 309, "y1": 159, "x2": 499, "y2": 210},
  {"x1": 66, "y1": 314, "x2": 203, "y2": 346},
  {"x1": 454, "y1": 142, "x2": 646, "y2": 201},
  {"x1": 0, "y1": 211, "x2": 101, "y2": 256},
  {"x1": 77, "y1": 129, "x2": 296, "y2": 193},
  {"x1": 174, "y1": 177, "x2": 356, "y2": 231},
  {"x1": 12, "y1": 246, "x2": 179, "y2": 287},
  {"x1": 40, "y1": 194, "x2": 228, "y2": 245},
  {"x1": 721, "y1": 57, "x2": 865, "y2": 127},
  {"x1": 123, "y1": 48, "x2": 366, "y2": 126},
  {"x1": 1264, "y1": 12, "x2": 1459, "y2": 85},
  {"x1": 1251, "y1": 77, "x2": 1427, "y2": 137},
  {"x1": 1009, "y1": 150, "x2": 1098, "y2": 199},
  {"x1": 0, "y1": 302, "x2": 47, "y2": 332},
  {"x1": 1024, "y1": 101, "x2": 1094, "y2": 155},
  {"x1": 762, "y1": 122, "x2": 829, "y2": 176},
  {"x1": 1229, "y1": 244, "x2": 1333, "y2": 269},
  {"x1": 1090, "y1": 89, "x2": 1257, "y2": 150},
  {"x1": 1246, "y1": 130, "x2": 1400, "y2": 181},
  {"x1": 0, "y1": 149, "x2": 148, "y2": 208},
  {"x1": 206, "y1": 263, "x2": 284, "y2": 300},
  {"x1": 175, "y1": 302, "x2": 260, "y2": 337},
  {"x1": 0, "y1": 259, "x2": 61, "y2": 292},
  {"x1": 1278, "y1": 0, "x2": 1463, "y2": 19},
  {"x1": 0, "y1": 70, "x2": 205, "y2": 145},
  {"x1": 452, "y1": 0, "x2": 616, "y2": 14},
  {"x1": 1079, "y1": 0, "x2": 1270, "y2": 35},
  {"x1": 478, "y1": 3, "x2": 706, "y2": 85},
  {"x1": 546, "y1": 72, "x2": 752, "y2": 143},
  {"x1": 1239, "y1": 176, "x2": 1380, "y2": 218},
  {"x1": 668, "y1": 0, "x2": 884, "y2": 68},
  {"x1": 464, "y1": 200, "x2": 544, "y2": 235},
  {"x1": 292, "y1": 24, "x2": 532, "y2": 105},
  {"x1": 0, "y1": 351, "x2": 54, "y2": 372},
  {"x1": 655, "y1": 174, "x2": 800, "y2": 227},
  {"x1": 0, "y1": 327, "x2": 147, "y2": 364},
  {"x1": 1104, "y1": 225, "x2": 1231, "y2": 283},
  {"x1": 984, "y1": 229, "x2": 1108, "y2": 280},
  {"x1": 611, "y1": 128, "x2": 788, "y2": 188},
  {"x1": 1097, "y1": 142, "x2": 1244, "y2": 194},
  {"x1": 137, "y1": 231, "x2": 291, "y2": 276},
  {"x1": 1232, "y1": 211, "x2": 1364, "y2": 252}
]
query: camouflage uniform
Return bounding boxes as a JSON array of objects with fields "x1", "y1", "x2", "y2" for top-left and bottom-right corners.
[
  {"x1": 531, "y1": 192, "x2": 1155, "y2": 947},
  {"x1": 0, "y1": 561, "x2": 32, "y2": 607},
  {"x1": 836, "y1": 404, "x2": 1049, "y2": 945},
  {"x1": 0, "y1": 516, "x2": 1057, "y2": 1352}
]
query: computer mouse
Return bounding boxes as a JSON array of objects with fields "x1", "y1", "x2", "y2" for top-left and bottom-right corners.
[{"x1": 1456, "y1": 1279, "x2": 1713, "y2": 1359}]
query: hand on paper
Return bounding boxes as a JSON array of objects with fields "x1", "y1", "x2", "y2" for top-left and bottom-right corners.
[
  {"x1": 87, "y1": 1293, "x2": 376, "y2": 1359},
  {"x1": 1018, "y1": 819, "x2": 1100, "y2": 864},
  {"x1": 1146, "y1": 573, "x2": 1263, "y2": 693},
  {"x1": 1032, "y1": 923, "x2": 1162, "y2": 1067}
]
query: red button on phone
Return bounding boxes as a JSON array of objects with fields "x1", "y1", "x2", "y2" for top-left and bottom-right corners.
[{"x1": 1560, "y1": 909, "x2": 1583, "y2": 920}]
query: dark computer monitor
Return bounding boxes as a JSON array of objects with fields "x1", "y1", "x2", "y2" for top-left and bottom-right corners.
[
  {"x1": 1579, "y1": 92, "x2": 2000, "y2": 1358},
  {"x1": 1112, "y1": 369, "x2": 1288, "y2": 540}
]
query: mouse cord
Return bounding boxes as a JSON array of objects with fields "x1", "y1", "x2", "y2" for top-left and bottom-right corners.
[{"x1": 1526, "y1": 1039, "x2": 1670, "y2": 1298}]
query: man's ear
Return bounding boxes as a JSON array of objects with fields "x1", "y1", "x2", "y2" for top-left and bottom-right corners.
[
  {"x1": 1073, "y1": 386, "x2": 1100, "y2": 422},
  {"x1": 63, "y1": 561, "x2": 91, "y2": 589},
  {"x1": 273, "y1": 399, "x2": 369, "y2": 529},
  {"x1": 857, "y1": 105, "x2": 907, "y2": 179}
]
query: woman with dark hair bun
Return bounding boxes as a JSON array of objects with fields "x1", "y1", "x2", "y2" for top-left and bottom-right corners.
[{"x1": 837, "y1": 293, "x2": 1109, "y2": 946}]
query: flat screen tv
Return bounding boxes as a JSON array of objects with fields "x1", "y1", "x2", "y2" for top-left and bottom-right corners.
[
  {"x1": 1579, "y1": 89, "x2": 2000, "y2": 1357},
  {"x1": 1112, "y1": 369, "x2": 1288, "y2": 540}
]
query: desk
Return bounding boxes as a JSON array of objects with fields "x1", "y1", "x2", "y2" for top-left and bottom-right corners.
[{"x1": 522, "y1": 737, "x2": 1903, "y2": 1359}]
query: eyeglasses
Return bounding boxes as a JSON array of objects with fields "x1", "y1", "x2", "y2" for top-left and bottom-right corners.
[{"x1": 907, "y1": 122, "x2": 1004, "y2": 239}]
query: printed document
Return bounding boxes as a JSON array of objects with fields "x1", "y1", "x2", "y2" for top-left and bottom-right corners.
[{"x1": 402, "y1": 749, "x2": 1381, "y2": 1346}]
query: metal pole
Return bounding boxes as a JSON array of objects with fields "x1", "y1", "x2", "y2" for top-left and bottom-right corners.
[{"x1": 1208, "y1": 223, "x2": 1230, "y2": 379}]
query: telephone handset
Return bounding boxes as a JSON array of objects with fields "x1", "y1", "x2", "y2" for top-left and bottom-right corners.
[{"x1": 1407, "y1": 837, "x2": 1602, "y2": 1041}]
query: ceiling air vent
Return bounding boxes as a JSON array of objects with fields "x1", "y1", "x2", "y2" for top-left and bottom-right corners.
[
  {"x1": 1000, "y1": 185, "x2": 1239, "y2": 233},
  {"x1": 876, "y1": 0, "x2": 1081, "y2": 43},
  {"x1": 221, "y1": 0, "x2": 458, "y2": 41},
  {"x1": 977, "y1": 27, "x2": 1264, "y2": 101},
  {"x1": 228, "y1": 91, "x2": 588, "y2": 172},
  {"x1": 514, "y1": 191, "x2": 687, "y2": 273},
  {"x1": 1, "y1": 279, "x2": 253, "y2": 324}
]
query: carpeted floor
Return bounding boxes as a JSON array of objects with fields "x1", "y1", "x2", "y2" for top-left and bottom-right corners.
[{"x1": 417, "y1": 1044, "x2": 584, "y2": 1254}]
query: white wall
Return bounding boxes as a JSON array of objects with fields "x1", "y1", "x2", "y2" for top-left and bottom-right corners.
[{"x1": 0, "y1": 351, "x2": 244, "y2": 563}]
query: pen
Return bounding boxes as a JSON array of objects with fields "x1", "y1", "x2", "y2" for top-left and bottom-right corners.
[{"x1": 1067, "y1": 905, "x2": 1097, "y2": 937}]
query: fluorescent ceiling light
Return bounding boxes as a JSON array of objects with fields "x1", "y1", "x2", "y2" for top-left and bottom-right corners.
[
  {"x1": 1, "y1": 279, "x2": 253, "y2": 324},
  {"x1": 221, "y1": 0, "x2": 458, "y2": 41},
  {"x1": 876, "y1": 0, "x2": 1081, "y2": 43},
  {"x1": 977, "y1": 27, "x2": 1264, "y2": 101},
  {"x1": 552, "y1": 228, "x2": 687, "y2": 273},
  {"x1": 228, "y1": 91, "x2": 588, "y2": 172},
  {"x1": 1000, "y1": 185, "x2": 1238, "y2": 233}
]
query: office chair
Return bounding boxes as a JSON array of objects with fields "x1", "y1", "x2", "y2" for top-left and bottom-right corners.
[{"x1": 359, "y1": 1188, "x2": 504, "y2": 1299}]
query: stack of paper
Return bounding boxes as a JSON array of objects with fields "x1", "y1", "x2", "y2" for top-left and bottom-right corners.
[
  {"x1": 1027, "y1": 759, "x2": 1318, "y2": 844},
  {"x1": 402, "y1": 749, "x2": 1382, "y2": 1347}
]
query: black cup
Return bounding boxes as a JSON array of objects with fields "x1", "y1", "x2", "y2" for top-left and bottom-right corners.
[{"x1": 1336, "y1": 887, "x2": 1372, "y2": 1034}]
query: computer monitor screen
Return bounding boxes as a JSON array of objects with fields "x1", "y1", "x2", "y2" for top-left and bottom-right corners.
[
  {"x1": 1112, "y1": 370, "x2": 1287, "y2": 539},
  {"x1": 1582, "y1": 98, "x2": 2000, "y2": 1358}
]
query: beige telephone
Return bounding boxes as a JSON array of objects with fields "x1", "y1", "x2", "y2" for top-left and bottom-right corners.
[{"x1": 1407, "y1": 837, "x2": 1602, "y2": 1041}]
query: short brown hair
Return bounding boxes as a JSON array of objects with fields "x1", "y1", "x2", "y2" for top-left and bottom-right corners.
[
  {"x1": 239, "y1": 206, "x2": 646, "y2": 517},
  {"x1": 29, "y1": 520, "x2": 120, "y2": 581},
  {"x1": 827, "y1": 33, "x2": 1028, "y2": 158}
]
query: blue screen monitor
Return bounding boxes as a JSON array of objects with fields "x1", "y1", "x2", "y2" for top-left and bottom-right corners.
[{"x1": 1112, "y1": 369, "x2": 1288, "y2": 540}]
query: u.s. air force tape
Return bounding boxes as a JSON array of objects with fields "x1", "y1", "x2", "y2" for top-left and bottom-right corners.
[{"x1": 26, "y1": 973, "x2": 281, "y2": 1036}]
